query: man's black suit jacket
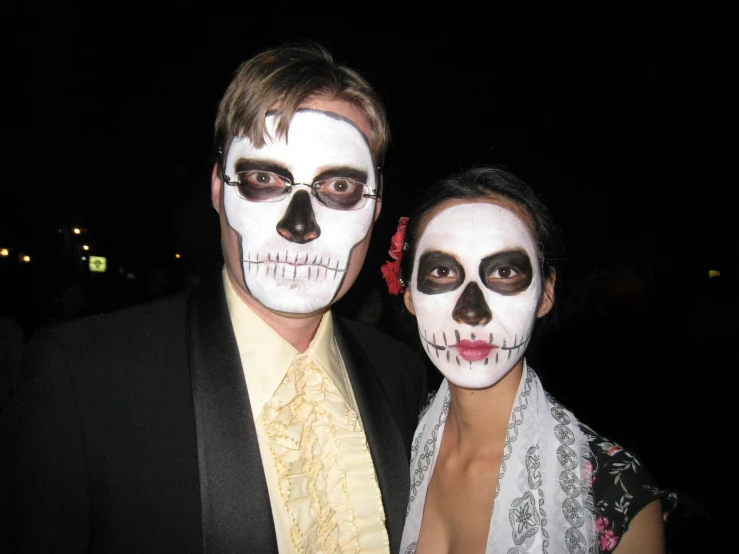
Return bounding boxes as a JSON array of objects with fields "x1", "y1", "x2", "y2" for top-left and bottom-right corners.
[{"x1": 0, "y1": 275, "x2": 428, "y2": 553}]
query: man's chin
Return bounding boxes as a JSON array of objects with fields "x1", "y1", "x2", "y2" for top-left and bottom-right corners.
[
  {"x1": 247, "y1": 280, "x2": 338, "y2": 317},
  {"x1": 265, "y1": 304, "x2": 330, "y2": 319}
]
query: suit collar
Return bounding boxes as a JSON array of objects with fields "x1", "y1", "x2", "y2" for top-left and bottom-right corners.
[{"x1": 187, "y1": 273, "x2": 279, "y2": 554}]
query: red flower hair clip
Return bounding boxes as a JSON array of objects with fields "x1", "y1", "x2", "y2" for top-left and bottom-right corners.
[{"x1": 381, "y1": 216, "x2": 409, "y2": 295}]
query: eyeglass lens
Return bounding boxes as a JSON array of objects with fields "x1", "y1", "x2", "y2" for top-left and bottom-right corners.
[{"x1": 232, "y1": 170, "x2": 370, "y2": 210}]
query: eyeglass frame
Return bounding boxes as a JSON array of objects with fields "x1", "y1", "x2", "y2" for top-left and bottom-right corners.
[{"x1": 216, "y1": 150, "x2": 382, "y2": 211}]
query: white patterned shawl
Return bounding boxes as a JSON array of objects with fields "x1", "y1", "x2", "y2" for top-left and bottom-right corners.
[{"x1": 400, "y1": 362, "x2": 597, "y2": 554}]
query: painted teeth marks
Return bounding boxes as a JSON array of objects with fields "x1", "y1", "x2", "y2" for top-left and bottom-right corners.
[
  {"x1": 421, "y1": 330, "x2": 446, "y2": 355},
  {"x1": 419, "y1": 327, "x2": 526, "y2": 368},
  {"x1": 499, "y1": 331, "x2": 530, "y2": 359},
  {"x1": 422, "y1": 329, "x2": 529, "y2": 369},
  {"x1": 242, "y1": 251, "x2": 345, "y2": 281}
]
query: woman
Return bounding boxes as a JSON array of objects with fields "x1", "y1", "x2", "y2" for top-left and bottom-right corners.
[{"x1": 382, "y1": 167, "x2": 673, "y2": 553}]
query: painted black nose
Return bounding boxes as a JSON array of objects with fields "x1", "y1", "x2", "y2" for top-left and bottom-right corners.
[
  {"x1": 276, "y1": 190, "x2": 321, "y2": 244},
  {"x1": 452, "y1": 282, "x2": 493, "y2": 326}
]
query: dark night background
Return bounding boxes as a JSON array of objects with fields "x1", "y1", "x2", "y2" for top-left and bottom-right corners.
[{"x1": 1, "y1": 9, "x2": 735, "y2": 550}]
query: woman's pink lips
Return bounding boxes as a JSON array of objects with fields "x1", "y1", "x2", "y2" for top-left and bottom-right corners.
[{"x1": 453, "y1": 340, "x2": 496, "y2": 362}]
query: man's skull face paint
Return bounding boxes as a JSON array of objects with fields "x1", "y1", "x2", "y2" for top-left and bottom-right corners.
[
  {"x1": 410, "y1": 202, "x2": 542, "y2": 389},
  {"x1": 223, "y1": 109, "x2": 376, "y2": 314}
]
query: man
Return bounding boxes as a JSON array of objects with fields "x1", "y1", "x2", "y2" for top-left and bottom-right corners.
[{"x1": 0, "y1": 43, "x2": 428, "y2": 553}]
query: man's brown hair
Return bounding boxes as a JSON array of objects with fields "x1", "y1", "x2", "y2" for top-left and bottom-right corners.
[{"x1": 214, "y1": 42, "x2": 390, "y2": 167}]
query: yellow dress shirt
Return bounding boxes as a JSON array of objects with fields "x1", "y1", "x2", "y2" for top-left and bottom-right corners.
[{"x1": 222, "y1": 269, "x2": 389, "y2": 553}]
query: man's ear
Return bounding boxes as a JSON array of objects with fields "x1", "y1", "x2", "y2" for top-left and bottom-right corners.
[
  {"x1": 211, "y1": 163, "x2": 223, "y2": 214},
  {"x1": 403, "y1": 287, "x2": 416, "y2": 315},
  {"x1": 537, "y1": 270, "x2": 556, "y2": 318},
  {"x1": 373, "y1": 173, "x2": 383, "y2": 223}
]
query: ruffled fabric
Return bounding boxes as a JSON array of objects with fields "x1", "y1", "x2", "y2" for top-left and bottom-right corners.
[{"x1": 262, "y1": 355, "x2": 389, "y2": 554}]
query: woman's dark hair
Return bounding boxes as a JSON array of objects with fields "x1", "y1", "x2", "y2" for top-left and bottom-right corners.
[{"x1": 400, "y1": 166, "x2": 562, "y2": 296}]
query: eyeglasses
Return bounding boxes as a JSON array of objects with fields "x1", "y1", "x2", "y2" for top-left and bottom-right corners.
[{"x1": 222, "y1": 169, "x2": 379, "y2": 211}]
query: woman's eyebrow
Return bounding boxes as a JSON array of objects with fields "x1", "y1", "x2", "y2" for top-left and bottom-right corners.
[
  {"x1": 418, "y1": 251, "x2": 462, "y2": 265},
  {"x1": 479, "y1": 249, "x2": 532, "y2": 266}
]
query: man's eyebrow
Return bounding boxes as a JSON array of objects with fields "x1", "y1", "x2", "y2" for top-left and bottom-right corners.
[
  {"x1": 313, "y1": 166, "x2": 368, "y2": 184},
  {"x1": 233, "y1": 159, "x2": 293, "y2": 180}
]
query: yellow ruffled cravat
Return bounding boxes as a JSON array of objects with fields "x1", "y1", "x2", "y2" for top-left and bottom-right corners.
[{"x1": 261, "y1": 355, "x2": 389, "y2": 554}]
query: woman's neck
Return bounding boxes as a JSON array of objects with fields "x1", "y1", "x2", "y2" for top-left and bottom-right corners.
[{"x1": 444, "y1": 361, "x2": 525, "y2": 459}]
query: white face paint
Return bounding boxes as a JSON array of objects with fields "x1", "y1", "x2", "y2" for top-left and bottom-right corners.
[
  {"x1": 223, "y1": 109, "x2": 377, "y2": 314},
  {"x1": 410, "y1": 202, "x2": 542, "y2": 389}
]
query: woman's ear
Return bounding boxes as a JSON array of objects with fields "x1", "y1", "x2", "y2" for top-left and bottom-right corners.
[
  {"x1": 537, "y1": 270, "x2": 556, "y2": 318},
  {"x1": 404, "y1": 288, "x2": 416, "y2": 315}
]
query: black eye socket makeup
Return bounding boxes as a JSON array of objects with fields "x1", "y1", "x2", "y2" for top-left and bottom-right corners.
[
  {"x1": 479, "y1": 249, "x2": 533, "y2": 295},
  {"x1": 417, "y1": 251, "x2": 465, "y2": 294}
]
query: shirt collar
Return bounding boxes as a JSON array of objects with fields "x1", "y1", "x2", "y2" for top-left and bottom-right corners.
[{"x1": 222, "y1": 267, "x2": 348, "y2": 417}]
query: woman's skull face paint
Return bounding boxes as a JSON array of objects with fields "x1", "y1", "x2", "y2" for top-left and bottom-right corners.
[
  {"x1": 223, "y1": 109, "x2": 377, "y2": 314},
  {"x1": 410, "y1": 202, "x2": 542, "y2": 388}
]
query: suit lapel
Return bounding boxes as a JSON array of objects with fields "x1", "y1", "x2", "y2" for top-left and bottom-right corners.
[
  {"x1": 186, "y1": 275, "x2": 278, "y2": 554},
  {"x1": 333, "y1": 318, "x2": 409, "y2": 553}
]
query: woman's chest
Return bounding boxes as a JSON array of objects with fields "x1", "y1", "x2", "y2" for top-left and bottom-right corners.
[{"x1": 415, "y1": 454, "x2": 501, "y2": 554}]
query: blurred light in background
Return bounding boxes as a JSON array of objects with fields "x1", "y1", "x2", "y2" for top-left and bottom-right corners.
[
  {"x1": 73, "y1": 228, "x2": 82, "y2": 235},
  {"x1": 82, "y1": 245, "x2": 90, "y2": 251},
  {"x1": 0, "y1": 248, "x2": 9, "y2": 257},
  {"x1": 709, "y1": 270, "x2": 721, "y2": 278},
  {"x1": 21, "y1": 255, "x2": 31, "y2": 263},
  {"x1": 175, "y1": 253, "x2": 181, "y2": 259}
]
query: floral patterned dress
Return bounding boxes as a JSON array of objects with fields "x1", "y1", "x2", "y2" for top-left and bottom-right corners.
[{"x1": 582, "y1": 425, "x2": 677, "y2": 552}]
